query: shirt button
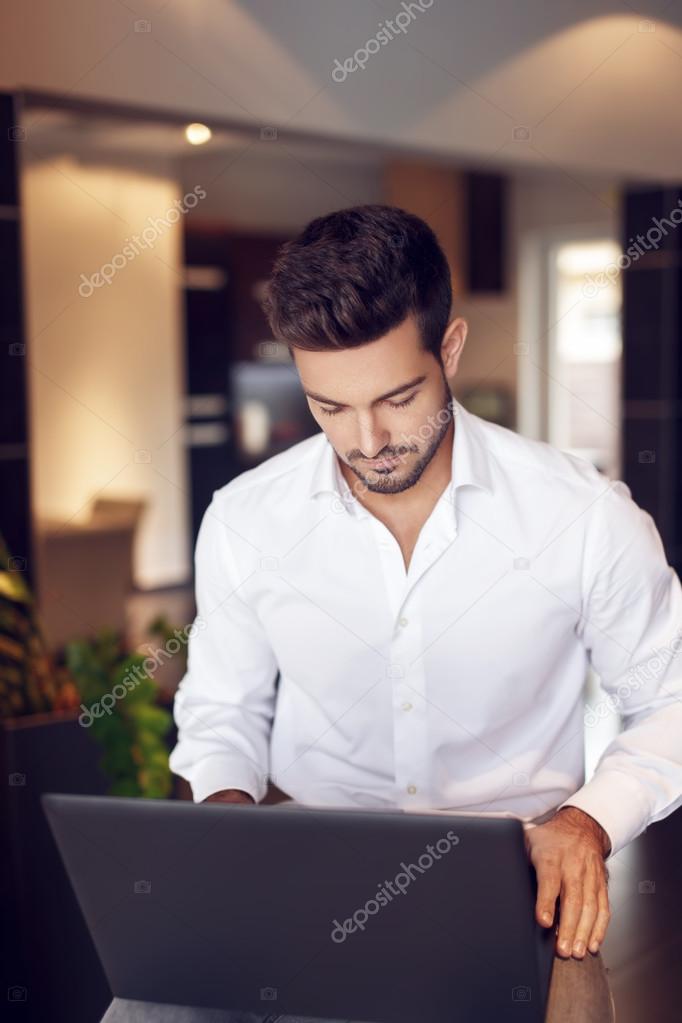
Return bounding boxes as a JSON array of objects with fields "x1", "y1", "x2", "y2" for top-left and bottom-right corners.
[
  {"x1": 398, "y1": 616, "x2": 409, "y2": 627},
  {"x1": 401, "y1": 701, "x2": 413, "y2": 712},
  {"x1": 406, "y1": 784, "x2": 417, "y2": 795}
]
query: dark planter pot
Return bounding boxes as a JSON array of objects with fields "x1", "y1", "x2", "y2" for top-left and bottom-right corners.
[{"x1": 1, "y1": 711, "x2": 112, "y2": 1022}]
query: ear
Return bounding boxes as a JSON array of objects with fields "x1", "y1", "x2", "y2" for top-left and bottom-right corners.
[{"x1": 440, "y1": 317, "x2": 468, "y2": 379}]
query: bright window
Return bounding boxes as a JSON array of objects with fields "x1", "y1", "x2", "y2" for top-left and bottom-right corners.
[{"x1": 549, "y1": 240, "x2": 622, "y2": 479}]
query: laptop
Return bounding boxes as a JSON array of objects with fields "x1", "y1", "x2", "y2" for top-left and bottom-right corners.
[{"x1": 42, "y1": 793, "x2": 555, "y2": 1022}]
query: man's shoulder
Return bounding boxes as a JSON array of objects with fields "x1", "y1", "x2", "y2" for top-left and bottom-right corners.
[
  {"x1": 472, "y1": 412, "x2": 611, "y2": 497},
  {"x1": 210, "y1": 432, "x2": 326, "y2": 514}
]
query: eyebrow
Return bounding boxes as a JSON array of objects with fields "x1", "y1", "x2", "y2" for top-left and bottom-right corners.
[{"x1": 303, "y1": 374, "x2": 427, "y2": 408}]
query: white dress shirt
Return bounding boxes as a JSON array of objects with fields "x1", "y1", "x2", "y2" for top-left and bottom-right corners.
[{"x1": 168, "y1": 398, "x2": 682, "y2": 858}]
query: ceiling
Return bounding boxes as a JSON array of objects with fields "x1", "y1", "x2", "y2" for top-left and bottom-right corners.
[{"x1": 3, "y1": 0, "x2": 682, "y2": 184}]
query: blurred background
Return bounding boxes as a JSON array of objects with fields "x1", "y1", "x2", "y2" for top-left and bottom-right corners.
[{"x1": 0, "y1": 2, "x2": 680, "y2": 1021}]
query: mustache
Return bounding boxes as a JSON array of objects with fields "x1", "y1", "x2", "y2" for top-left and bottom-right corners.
[{"x1": 349, "y1": 445, "x2": 418, "y2": 461}]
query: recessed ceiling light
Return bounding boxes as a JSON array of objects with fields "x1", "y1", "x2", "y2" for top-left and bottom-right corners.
[{"x1": 185, "y1": 123, "x2": 212, "y2": 146}]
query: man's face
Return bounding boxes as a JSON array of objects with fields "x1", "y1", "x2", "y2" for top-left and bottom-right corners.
[{"x1": 293, "y1": 314, "x2": 457, "y2": 495}]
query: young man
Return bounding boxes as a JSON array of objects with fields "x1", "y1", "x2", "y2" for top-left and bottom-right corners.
[{"x1": 164, "y1": 205, "x2": 681, "y2": 1023}]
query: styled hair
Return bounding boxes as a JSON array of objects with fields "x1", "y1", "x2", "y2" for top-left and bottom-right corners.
[{"x1": 261, "y1": 204, "x2": 452, "y2": 364}]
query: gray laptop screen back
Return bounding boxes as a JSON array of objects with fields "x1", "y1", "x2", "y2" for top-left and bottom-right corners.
[{"x1": 42, "y1": 794, "x2": 555, "y2": 1022}]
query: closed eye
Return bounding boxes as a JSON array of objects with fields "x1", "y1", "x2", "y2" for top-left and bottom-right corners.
[
  {"x1": 387, "y1": 393, "x2": 417, "y2": 410},
  {"x1": 318, "y1": 392, "x2": 418, "y2": 416}
]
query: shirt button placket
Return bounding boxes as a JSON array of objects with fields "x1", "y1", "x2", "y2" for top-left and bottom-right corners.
[
  {"x1": 391, "y1": 592, "x2": 428, "y2": 807},
  {"x1": 370, "y1": 515, "x2": 429, "y2": 807}
]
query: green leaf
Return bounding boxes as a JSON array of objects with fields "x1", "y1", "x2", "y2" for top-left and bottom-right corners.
[{"x1": 110, "y1": 778, "x2": 141, "y2": 798}]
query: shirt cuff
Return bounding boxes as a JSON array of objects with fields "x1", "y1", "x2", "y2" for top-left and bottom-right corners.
[
  {"x1": 176, "y1": 753, "x2": 269, "y2": 804},
  {"x1": 556, "y1": 768, "x2": 653, "y2": 859}
]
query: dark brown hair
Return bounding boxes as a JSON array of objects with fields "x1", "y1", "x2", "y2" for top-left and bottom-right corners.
[{"x1": 261, "y1": 204, "x2": 452, "y2": 364}]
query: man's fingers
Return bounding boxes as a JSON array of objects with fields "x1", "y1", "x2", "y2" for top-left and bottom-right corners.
[
  {"x1": 588, "y1": 881, "x2": 611, "y2": 953},
  {"x1": 526, "y1": 813, "x2": 612, "y2": 959},
  {"x1": 534, "y1": 858, "x2": 561, "y2": 927},
  {"x1": 556, "y1": 873, "x2": 585, "y2": 956},
  {"x1": 570, "y1": 859, "x2": 601, "y2": 957}
]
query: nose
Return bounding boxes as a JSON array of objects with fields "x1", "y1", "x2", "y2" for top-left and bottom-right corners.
[{"x1": 356, "y1": 412, "x2": 390, "y2": 460}]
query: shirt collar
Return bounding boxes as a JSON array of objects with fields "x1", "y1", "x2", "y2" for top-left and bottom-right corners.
[{"x1": 309, "y1": 396, "x2": 494, "y2": 514}]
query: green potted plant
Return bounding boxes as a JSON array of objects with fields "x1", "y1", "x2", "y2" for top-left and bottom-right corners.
[
  {"x1": 1, "y1": 530, "x2": 176, "y2": 799},
  {"x1": 65, "y1": 627, "x2": 173, "y2": 798}
]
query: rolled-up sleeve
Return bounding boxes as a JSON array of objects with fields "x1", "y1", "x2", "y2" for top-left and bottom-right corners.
[
  {"x1": 168, "y1": 495, "x2": 278, "y2": 803},
  {"x1": 557, "y1": 479, "x2": 682, "y2": 858}
]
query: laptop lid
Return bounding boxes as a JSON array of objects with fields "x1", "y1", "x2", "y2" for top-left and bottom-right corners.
[{"x1": 42, "y1": 793, "x2": 554, "y2": 1022}]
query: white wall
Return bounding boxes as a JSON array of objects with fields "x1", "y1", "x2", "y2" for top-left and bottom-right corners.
[
  {"x1": 180, "y1": 147, "x2": 384, "y2": 232},
  {"x1": 22, "y1": 152, "x2": 190, "y2": 589}
]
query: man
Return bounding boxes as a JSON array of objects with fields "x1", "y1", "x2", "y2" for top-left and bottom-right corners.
[{"x1": 162, "y1": 205, "x2": 681, "y2": 1023}]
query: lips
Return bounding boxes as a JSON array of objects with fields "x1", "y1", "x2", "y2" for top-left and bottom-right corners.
[{"x1": 365, "y1": 456, "x2": 401, "y2": 470}]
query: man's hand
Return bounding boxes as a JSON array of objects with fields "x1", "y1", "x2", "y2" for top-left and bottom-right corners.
[
  {"x1": 524, "y1": 806, "x2": 611, "y2": 959},
  {"x1": 202, "y1": 789, "x2": 255, "y2": 805}
]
